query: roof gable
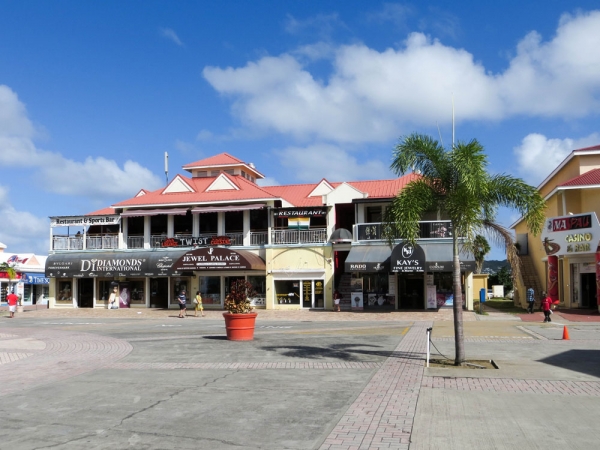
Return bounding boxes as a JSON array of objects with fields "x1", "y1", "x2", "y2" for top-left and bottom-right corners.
[
  {"x1": 324, "y1": 182, "x2": 367, "y2": 205},
  {"x1": 206, "y1": 174, "x2": 240, "y2": 192},
  {"x1": 183, "y1": 153, "x2": 244, "y2": 168},
  {"x1": 163, "y1": 175, "x2": 195, "y2": 194},
  {"x1": 308, "y1": 179, "x2": 335, "y2": 197}
]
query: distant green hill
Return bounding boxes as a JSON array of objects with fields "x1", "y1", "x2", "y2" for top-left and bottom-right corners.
[{"x1": 482, "y1": 260, "x2": 508, "y2": 275}]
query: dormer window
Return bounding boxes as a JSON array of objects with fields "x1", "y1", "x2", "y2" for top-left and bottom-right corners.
[
  {"x1": 211, "y1": 170, "x2": 220, "y2": 176},
  {"x1": 224, "y1": 169, "x2": 235, "y2": 175},
  {"x1": 197, "y1": 171, "x2": 208, "y2": 177}
]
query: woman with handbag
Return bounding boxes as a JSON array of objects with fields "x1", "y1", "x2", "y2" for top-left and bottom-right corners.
[{"x1": 193, "y1": 291, "x2": 204, "y2": 317}]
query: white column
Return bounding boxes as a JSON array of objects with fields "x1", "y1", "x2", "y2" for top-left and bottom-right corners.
[
  {"x1": 121, "y1": 217, "x2": 128, "y2": 249},
  {"x1": 243, "y1": 210, "x2": 250, "y2": 246},
  {"x1": 144, "y1": 216, "x2": 151, "y2": 249},
  {"x1": 218, "y1": 212, "x2": 225, "y2": 235},
  {"x1": 167, "y1": 215, "x2": 174, "y2": 237},
  {"x1": 193, "y1": 213, "x2": 199, "y2": 237}
]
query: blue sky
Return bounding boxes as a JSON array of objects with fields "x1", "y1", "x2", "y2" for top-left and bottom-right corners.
[{"x1": 1, "y1": 1, "x2": 599, "y2": 260}]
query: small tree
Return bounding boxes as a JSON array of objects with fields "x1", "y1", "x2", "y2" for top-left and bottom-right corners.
[
  {"x1": 473, "y1": 235, "x2": 491, "y2": 274},
  {"x1": 224, "y1": 279, "x2": 257, "y2": 314}
]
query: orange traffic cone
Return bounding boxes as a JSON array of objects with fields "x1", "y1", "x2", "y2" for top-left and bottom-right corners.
[{"x1": 562, "y1": 326, "x2": 570, "y2": 340}]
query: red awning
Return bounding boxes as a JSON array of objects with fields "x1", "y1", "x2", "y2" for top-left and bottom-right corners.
[
  {"x1": 191, "y1": 204, "x2": 265, "y2": 214},
  {"x1": 121, "y1": 208, "x2": 189, "y2": 217}
]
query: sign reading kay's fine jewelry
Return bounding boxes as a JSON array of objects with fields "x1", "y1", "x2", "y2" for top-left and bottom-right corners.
[{"x1": 541, "y1": 212, "x2": 600, "y2": 256}]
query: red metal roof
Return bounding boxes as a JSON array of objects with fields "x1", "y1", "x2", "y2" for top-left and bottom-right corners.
[
  {"x1": 183, "y1": 153, "x2": 245, "y2": 169},
  {"x1": 574, "y1": 144, "x2": 600, "y2": 153},
  {"x1": 112, "y1": 174, "x2": 278, "y2": 208},
  {"x1": 559, "y1": 168, "x2": 600, "y2": 187},
  {"x1": 87, "y1": 207, "x2": 115, "y2": 215}
]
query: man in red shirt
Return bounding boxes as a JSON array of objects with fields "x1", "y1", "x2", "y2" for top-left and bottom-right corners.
[{"x1": 6, "y1": 290, "x2": 18, "y2": 318}]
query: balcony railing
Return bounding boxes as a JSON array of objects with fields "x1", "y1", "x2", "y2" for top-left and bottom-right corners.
[
  {"x1": 51, "y1": 235, "x2": 119, "y2": 250},
  {"x1": 250, "y1": 231, "x2": 268, "y2": 246},
  {"x1": 355, "y1": 221, "x2": 453, "y2": 242},
  {"x1": 127, "y1": 235, "x2": 144, "y2": 249},
  {"x1": 271, "y1": 228, "x2": 327, "y2": 245},
  {"x1": 86, "y1": 235, "x2": 119, "y2": 249}
]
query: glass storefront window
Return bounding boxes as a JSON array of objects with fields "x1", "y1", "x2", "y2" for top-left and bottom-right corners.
[
  {"x1": 199, "y1": 276, "x2": 221, "y2": 305},
  {"x1": 248, "y1": 276, "x2": 266, "y2": 307},
  {"x1": 275, "y1": 280, "x2": 300, "y2": 305},
  {"x1": 57, "y1": 280, "x2": 73, "y2": 304},
  {"x1": 353, "y1": 272, "x2": 393, "y2": 309},
  {"x1": 129, "y1": 280, "x2": 145, "y2": 305}
]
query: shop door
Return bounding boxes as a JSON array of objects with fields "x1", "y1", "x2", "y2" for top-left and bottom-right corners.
[
  {"x1": 581, "y1": 273, "x2": 597, "y2": 308},
  {"x1": 77, "y1": 279, "x2": 94, "y2": 308},
  {"x1": 150, "y1": 278, "x2": 169, "y2": 308},
  {"x1": 398, "y1": 274, "x2": 424, "y2": 310}
]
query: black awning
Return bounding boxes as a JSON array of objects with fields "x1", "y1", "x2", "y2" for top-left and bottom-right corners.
[
  {"x1": 45, "y1": 250, "x2": 188, "y2": 278},
  {"x1": 420, "y1": 243, "x2": 475, "y2": 272},
  {"x1": 345, "y1": 246, "x2": 391, "y2": 272}
]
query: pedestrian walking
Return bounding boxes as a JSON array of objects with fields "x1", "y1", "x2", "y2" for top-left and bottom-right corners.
[
  {"x1": 178, "y1": 290, "x2": 187, "y2": 318},
  {"x1": 333, "y1": 289, "x2": 342, "y2": 312},
  {"x1": 193, "y1": 291, "x2": 204, "y2": 317},
  {"x1": 6, "y1": 290, "x2": 18, "y2": 318},
  {"x1": 541, "y1": 292, "x2": 552, "y2": 323},
  {"x1": 526, "y1": 287, "x2": 535, "y2": 313}
]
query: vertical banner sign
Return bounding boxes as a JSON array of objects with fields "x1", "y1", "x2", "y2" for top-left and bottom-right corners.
[
  {"x1": 547, "y1": 255, "x2": 559, "y2": 303},
  {"x1": 596, "y1": 251, "x2": 600, "y2": 307}
]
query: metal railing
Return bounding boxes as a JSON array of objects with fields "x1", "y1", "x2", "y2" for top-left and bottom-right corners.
[
  {"x1": 127, "y1": 236, "x2": 144, "y2": 249},
  {"x1": 354, "y1": 221, "x2": 454, "y2": 242},
  {"x1": 250, "y1": 231, "x2": 268, "y2": 246},
  {"x1": 87, "y1": 235, "x2": 119, "y2": 249},
  {"x1": 271, "y1": 228, "x2": 327, "y2": 245},
  {"x1": 51, "y1": 236, "x2": 83, "y2": 250}
]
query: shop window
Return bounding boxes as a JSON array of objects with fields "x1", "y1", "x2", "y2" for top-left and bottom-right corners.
[
  {"x1": 57, "y1": 280, "x2": 73, "y2": 304},
  {"x1": 275, "y1": 280, "x2": 300, "y2": 305},
  {"x1": 248, "y1": 275, "x2": 266, "y2": 307},
  {"x1": 199, "y1": 276, "x2": 221, "y2": 305},
  {"x1": 151, "y1": 214, "x2": 168, "y2": 235},
  {"x1": 127, "y1": 216, "x2": 144, "y2": 235},
  {"x1": 129, "y1": 280, "x2": 145, "y2": 305},
  {"x1": 353, "y1": 272, "x2": 394, "y2": 309}
]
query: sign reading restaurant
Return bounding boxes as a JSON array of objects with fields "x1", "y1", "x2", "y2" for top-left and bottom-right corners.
[
  {"x1": 50, "y1": 215, "x2": 121, "y2": 228},
  {"x1": 273, "y1": 207, "x2": 328, "y2": 217},
  {"x1": 541, "y1": 212, "x2": 600, "y2": 256}
]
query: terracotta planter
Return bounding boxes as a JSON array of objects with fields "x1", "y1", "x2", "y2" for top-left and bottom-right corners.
[{"x1": 223, "y1": 312, "x2": 258, "y2": 341}]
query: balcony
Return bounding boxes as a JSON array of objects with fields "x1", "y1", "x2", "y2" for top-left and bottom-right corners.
[
  {"x1": 51, "y1": 234, "x2": 118, "y2": 251},
  {"x1": 271, "y1": 228, "x2": 327, "y2": 245},
  {"x1": 354, "y1": 221, "x2": 453, "y2": 242}
]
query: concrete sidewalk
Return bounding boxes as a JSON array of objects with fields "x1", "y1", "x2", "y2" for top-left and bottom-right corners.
[{"x1": 1, "y1": 310, "x2": 599, "y2": 449}]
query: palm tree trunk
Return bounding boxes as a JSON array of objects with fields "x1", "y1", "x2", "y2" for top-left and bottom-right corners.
[{"x1": 452, "y1": 233, "x2": 465, "y2": 365}]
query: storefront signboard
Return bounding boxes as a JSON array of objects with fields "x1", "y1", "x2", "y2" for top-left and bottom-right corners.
[
  {"x1": 390, "y1": 243, "x2": 425, "y2": 273},
  {"x1": 160, "y1": 235, "x2": 231, "y2": 248},
  {"x1": 172, "y1": 247, "x2": 265, "y2": 271},
  {"x1": 273, "y1": 207, "x2": 327, "y2": 217},
  {"x1": 425, "y1": 260, "x2": 476, "y2": 272},
  {"x1": 22, "y1": 273, "x2": 49, "y2": 284},
  {"x1": 50, "y1": 215, "x2": 121, "y2": 228},
  {"x1": 541, "y1": 212, "x2": 600, "y2": 256},
  {"x1": 45, "y1": 250, "x2": 186, "y2": 278}
]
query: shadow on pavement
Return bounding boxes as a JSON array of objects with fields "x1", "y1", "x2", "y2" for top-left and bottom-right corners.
[
  {"x1": 539, "y1": 349, "x2": 600, "y2": 378},
  {"x1": 260, "y1": 343, "x2": 423, "y2": 362}
]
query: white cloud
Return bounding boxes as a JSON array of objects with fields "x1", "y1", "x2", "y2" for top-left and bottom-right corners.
[
  {"x1": 0, "y1": 85, "x2": 163, "y2": 200},
  {"x1": 275, "y1": 144, "x2": 391, "y2": 182},
  {"x1": 0, "y1": 185, "x2": 49, "y2": 255},
  {"x1": 160, "y1": 27, "x2": 184, "y2": 46},
  {"x1": 203, "y1": 10, "x2": 600, "y2": 143},
  {"x1": 256, "y1": 177, "x2": 281, "y2": 187},
  {"x1": 513, "y1": 132, "x2": 600, "y2": 185}
]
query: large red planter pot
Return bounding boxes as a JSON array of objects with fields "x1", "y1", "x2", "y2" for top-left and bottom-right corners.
[{"x1": 223, "y1": 312, "x2": 258, "y2": 341}]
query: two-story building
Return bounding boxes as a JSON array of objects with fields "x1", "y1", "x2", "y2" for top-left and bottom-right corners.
[
  {"x1": 512, "y1": 144, "x2": 600, "y2": 311},
  {"x1": 45, "y1": 153, "x2": 476, "y2": 311}
]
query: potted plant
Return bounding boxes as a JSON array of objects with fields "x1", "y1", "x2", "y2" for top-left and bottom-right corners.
[{"x1": 223, "y1": 279, "x2": 258, "y2": 341}]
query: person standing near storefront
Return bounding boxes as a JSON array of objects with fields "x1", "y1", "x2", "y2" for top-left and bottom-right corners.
[
  {"x1": 7, "y1": 290, "x2": 18, "y2": 318},
  {"x1": 526, "y1": 287, "x2": 535, "y2": 314},
  {"x1": 333, "y1": 289, "x2": 342, "y2": 312},
  {"x1": 178, "y1": 290, "x2": 187, "y2": 318}
]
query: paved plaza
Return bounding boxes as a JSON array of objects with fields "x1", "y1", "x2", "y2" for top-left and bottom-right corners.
[{"x1": 1, "y1": 307, "x2": 600, "y2": 449}]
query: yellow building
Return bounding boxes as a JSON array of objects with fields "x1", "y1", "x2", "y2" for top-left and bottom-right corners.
[{"x1": 512, "y1": 144, "x2": 600, "y2": 311}]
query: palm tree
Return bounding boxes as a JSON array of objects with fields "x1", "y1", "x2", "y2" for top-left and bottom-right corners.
[
  {"x1": 383, "y1": 134, "x2": 545, "y2": 365},
  {"x1": 0, "y1": 262, "x2": 17, "y2": 281},
  {"x1": 473, "y1": 235, "x2": 491, "y2": 274}
]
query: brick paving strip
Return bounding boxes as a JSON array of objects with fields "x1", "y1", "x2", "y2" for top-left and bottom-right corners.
[
  {"x1": 109, "y1": 361, "x2": 382, "y2": 370},
  {"x1": 422, "y1": 376, "x2": 600, "y2": 396},
  {"x1": 0, "y1": 327, "x2": 133, "y2": 397},
  {"x1": 319, "y1": 321, "x2": 432, "y2": 450}
]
